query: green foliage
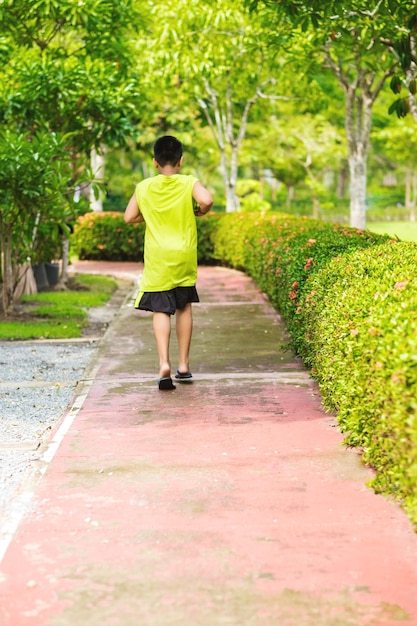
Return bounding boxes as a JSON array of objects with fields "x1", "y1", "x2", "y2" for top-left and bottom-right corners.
[
  {"x1": 208, "y1": 210, "x2": 417, "y2": 526},
  {"x1": 236, "y1": 179, "x2": 272, "y2": 212},
  {"x1": 0, "y1": 0, "x2": 147, "y2": 311},
  {"x1": 71, "y1": 211, "x2": 145, "y2": 261},
  {"x1": 0, "y1": 130, "x2": 74, "y2": 261},
  {"x1": 0, "y1": 130, "x2": 78, "y2": 314},
  {"x1": 209, "y1": 212, "x2": 267, "y2": 269},
  {"x1": 71, "y1": 211, "x2": 221, "y2": 264},
  {"x1": 195, "y1": 214, "x2": 223, "y2": 264}
]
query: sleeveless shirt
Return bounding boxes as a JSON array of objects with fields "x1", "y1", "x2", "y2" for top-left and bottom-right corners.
[{"x1": 135, "y1": 173, "x2": 198, "y2": 296}]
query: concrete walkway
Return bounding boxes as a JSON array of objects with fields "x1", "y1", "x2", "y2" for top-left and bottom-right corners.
[{"x1": 1, "y1": 262, "x2": 417, "y2": 626}]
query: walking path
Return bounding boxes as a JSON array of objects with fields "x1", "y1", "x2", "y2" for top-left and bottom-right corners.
[{"x1": 1, "y1": 262, "x2": 417, "y2": 626}]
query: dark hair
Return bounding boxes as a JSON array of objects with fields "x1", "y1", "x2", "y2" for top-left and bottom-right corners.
[{"x1": 153, "y1": 136, "x2": 183, "y2": 167}]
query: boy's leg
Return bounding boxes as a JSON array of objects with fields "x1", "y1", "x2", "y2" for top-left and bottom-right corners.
[
  {"x1": 176, "y1": 303, "x2": 193, "y2": 374},
  {"x1": 153, "y1": 312, "x2": 171, "y2": 379}
]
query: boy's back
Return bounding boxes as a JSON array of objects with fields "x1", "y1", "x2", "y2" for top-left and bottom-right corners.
[{"x1": 136, "y1": 173, "x2": 198, "y2": 292}]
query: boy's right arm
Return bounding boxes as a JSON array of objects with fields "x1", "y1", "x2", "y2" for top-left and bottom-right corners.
[
  {"x1": 192, "y1": 181, "x2": 213, "y2": 215},
  {"x1": 124, "y1": 192, "x2": 144, "y2": 224}
]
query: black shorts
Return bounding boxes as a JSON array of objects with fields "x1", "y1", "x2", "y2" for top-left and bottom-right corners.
[{"x1": 136, "y1": 286, "x2": 199, "y2": 315}]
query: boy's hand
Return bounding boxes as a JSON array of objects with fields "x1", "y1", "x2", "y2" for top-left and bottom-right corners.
[{"x1": 194, "y1": 205, "x2": 205, "y2": 216}]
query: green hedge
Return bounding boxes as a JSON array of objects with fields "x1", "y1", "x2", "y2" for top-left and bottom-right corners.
[
  {"x1": 71, "y1": 212, "x2": 146, "y2": 261},
  {"x1": 211, "y1": 212, "x2": 417, "y2": 527},
  {"x1": 70, "y1": 211, "x2": 221, "y2": 264}
]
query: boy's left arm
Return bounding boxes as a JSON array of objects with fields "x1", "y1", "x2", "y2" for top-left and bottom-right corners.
[{"x1": 124, "y1": 192, "x2": 144, "y2": 224}]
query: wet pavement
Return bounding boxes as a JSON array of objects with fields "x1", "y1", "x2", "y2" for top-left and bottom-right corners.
[{"x1": 1, "y1": 262, "x2": 417, "y2": 626}]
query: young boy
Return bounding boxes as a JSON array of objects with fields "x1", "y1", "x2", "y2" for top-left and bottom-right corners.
[{"x1": 124, "y1": 136, "x2": 213, "y2": 390}]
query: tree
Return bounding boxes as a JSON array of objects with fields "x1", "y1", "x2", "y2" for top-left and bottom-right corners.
[
  {"x1": 242, "y1": 93, "x2": 346, "y2": 215},
  {"x1": 0, "y1": 0, "x2": 146, "y2": 308},
  {"x1": 141, "y1": 0, "x2": 293, "y2": 212},
  {"x1": 246, "y1": 0, "x2": 415, "y2": 229},
  {"x1": 0, "y1": 131, "x2": 75, "y2": 314}
]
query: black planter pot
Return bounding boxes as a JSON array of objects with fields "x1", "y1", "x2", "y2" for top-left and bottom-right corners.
[
  {"x1": 32, "y1": 264, "x2": 49, "y2": 291},
  {"x1": 45, "y1": 262, "x2": 60, "y2": 286}
]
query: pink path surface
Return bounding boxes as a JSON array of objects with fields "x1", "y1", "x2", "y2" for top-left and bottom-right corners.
[{"x1": 1, "y1": 263, "x2": 416, "y2": 626}]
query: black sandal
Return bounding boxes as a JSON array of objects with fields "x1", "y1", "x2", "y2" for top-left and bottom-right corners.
[{"x1": 158, "y1": 377, "x2": 176, "y2": 390}]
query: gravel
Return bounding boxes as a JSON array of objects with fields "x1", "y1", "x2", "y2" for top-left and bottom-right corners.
[
  {"x1": 0, "y1": 341, "x2": 99, "y2": 511},
  {"x1": 0, "y1": 278, "x2": 134, "y2": 518}
]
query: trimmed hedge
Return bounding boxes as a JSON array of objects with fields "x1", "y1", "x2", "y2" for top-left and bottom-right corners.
[
  {"x1": 211, "y1": 212, "x2": 417, "y2": 527},
  {"x1": 70, "y1": 211, "x2": 221, "y2": 265},
  {"x1": 71, "y1": 212, "x2": 146, "y2": 261}
]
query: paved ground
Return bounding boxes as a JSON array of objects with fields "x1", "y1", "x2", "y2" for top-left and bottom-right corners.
[{"x1": 1, "y1": 261, "x2": 417, "y2": 626}]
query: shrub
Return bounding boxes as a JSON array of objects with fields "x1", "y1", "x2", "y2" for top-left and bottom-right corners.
[
  {"x1": 71, "y1": 212, "x2": 145, "y2": 261},
  {"x1": 210, "y1": 212, "x2": 272, "y2": 269},
  {"x1": 212, "y1": 212, "x2": 389, "y2": 326},
  {"x1": 71, "y1": 211, "x2": 219, "y2": 264},
  {"x1": 195, "y1": 213, "x2": 223, "y2": 264}
]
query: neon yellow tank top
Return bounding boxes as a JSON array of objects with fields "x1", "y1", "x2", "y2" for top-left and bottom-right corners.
[{"x1": 135, "y1": 174, "x2": 198, "y2": 296}]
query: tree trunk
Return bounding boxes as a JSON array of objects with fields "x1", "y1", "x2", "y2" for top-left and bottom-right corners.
[
  {"x1": 226, "y1": 144, "x2": 240, "y2": 212},
  {"x1": 324, "y1": 49, "x2": 392, "y2": 230},
  {"x1": 407, "y1": 36, "x2": 417, "y2": 124},
  {"x1": 410, "y1": 170, "x2": 417, "y2": 222},
  {"x1": 225, "y1": 183, "x2": 240, "y2": 212},
  {"x1": 90, "y1": 147, "x2": 105, "y2": 212},
  {"x1": 1, "y1": 221, "x2": 14, "y2": 315},
  {"x1": 312, "y1": 195, "x2": 320, "y2": 220},
  {"x1": 218, "y1": 144, "x2": 239, "y2": 212},
  {"x1": 198, "y1": 79, "x2": 260, "y2": 212},
  {"x1": 60, "y1": 235, "x2": 70, "y2": 287},
  {"x1": 286, "y1": 185, "x2": 294, "y2": 208},
  {"x1": 405, "y1": 167, "x2": 412, "y2": 210},
  {"x1": 269, "y1": 175, "x2": 278, "y2": 202},
  {"x1": 14, "y1": 264, "x2": 37, "y2": 299},
  {"x1": 344, "y1": 83, "x2": 373, "y2": 230},
  {"x1": 337, "y1": 162, "x2": 348, "y2": 198},
  {"x1": 348, "y1": 151, "x2": 367, "y2": 229}
]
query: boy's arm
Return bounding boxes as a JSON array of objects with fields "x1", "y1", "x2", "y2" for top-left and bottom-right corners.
[
  {"x1": 192, "y1": 181, "x2": 213, "y2": 216},
  {"x1": 124, "y1": 192, "x2": 144, "y2": 224}
]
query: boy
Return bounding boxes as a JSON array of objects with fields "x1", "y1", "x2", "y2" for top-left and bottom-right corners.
[{"x1": 124, "y1": 136, "x2": 213, "y2": 390}]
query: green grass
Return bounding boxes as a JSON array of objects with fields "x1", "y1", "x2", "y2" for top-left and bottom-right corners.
[
  {"x1": 0, "y1": 273, "x2": 118, "y2": 340},
  {"x1": 367, "y1": 221, "x2": 417, "y2": 242},
  {"x1": 0, "y1": 320, "x2": 85, "y2": 340}
]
